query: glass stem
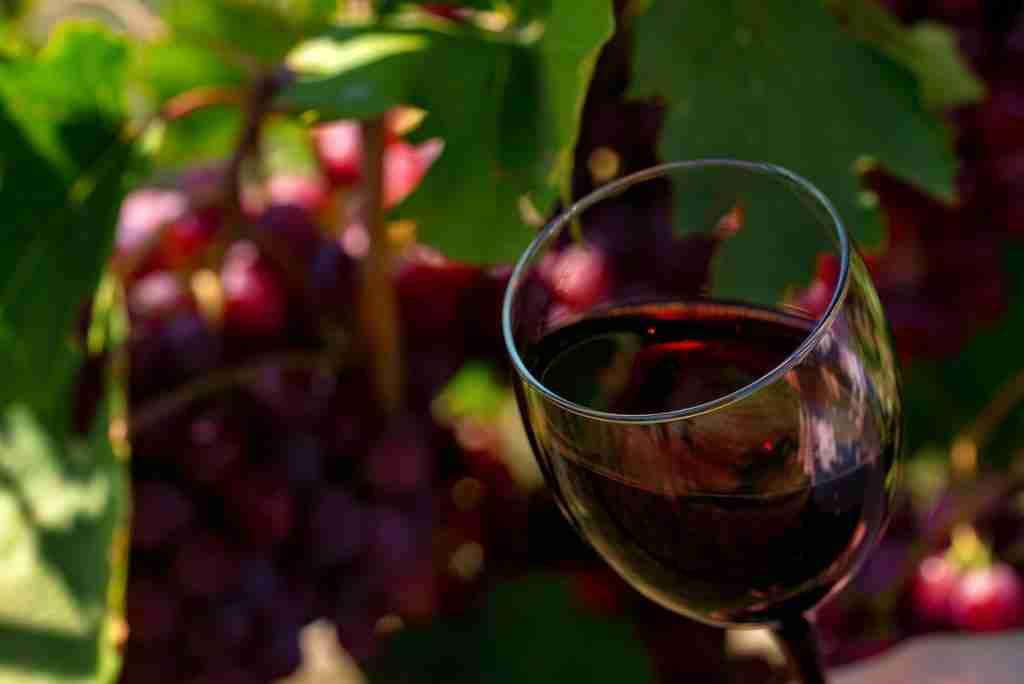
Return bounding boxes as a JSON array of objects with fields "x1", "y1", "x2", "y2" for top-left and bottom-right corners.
[{"x1": 776, "y1": 616, "x2": 826, "y2": 684}]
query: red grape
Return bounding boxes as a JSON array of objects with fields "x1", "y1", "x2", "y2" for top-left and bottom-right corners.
[
  {"x1": 221, "y1": 241, "x2": 289, "y2": 337},
  {"x1": 314, "y1": 121, "x2": 363, "y2": 185},
  {"x1": 395, "y1": 248, "x2": 481, "y2": 341},
  {"x1": 266, "y1": 174, "x2": 330, "y2": 214},
  {"x1": 950, "y1": 563, "x2": 1024, "y2": 632},
  {"x1": 128, "y1": 271, "x2": 194, "y2": 321},
  {"x1": 115, "y1": 188, "x2": 188, "y2": 269},
  {"x1": 546, "y1": 244, "x2": 612, "y2": 310},
  {"x1": 224, "y1": 470, "x2": 295, "y2": 548},
  {"x1": 162, "y1": 207, "x2": 221, "y2": 268},
  {"x1": 912, "y1": 554, "x2": 961, "y2": 627},
  {"x1": 421, "y1": 4, "x2": 465, "y2": 21},
  {"x1": 383, "y1": 139, "x2": 442, "y2": 208}
]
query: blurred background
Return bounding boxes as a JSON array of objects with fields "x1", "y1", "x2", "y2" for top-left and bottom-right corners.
[{"x1": 2, "y1": 1, "x2": 1024, "y2": 683}]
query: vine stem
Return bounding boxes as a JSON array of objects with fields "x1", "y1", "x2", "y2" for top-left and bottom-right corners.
[
  {"x1": 357, "y1": 117, "x2": 405, "y2": 417},
  {"x1": 160, "y1": 86, "x2": 247, "y2": 122},
  {"x1": 130, "y1": 350, "x2": 345, "y2": 435}
]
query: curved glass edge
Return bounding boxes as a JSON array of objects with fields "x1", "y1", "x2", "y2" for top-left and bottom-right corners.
[{"x1": 501, "y1": 159, "x2": 853, "y2": 425}]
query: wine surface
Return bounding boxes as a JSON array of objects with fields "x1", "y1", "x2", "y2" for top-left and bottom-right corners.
[{"x1": 521, "y1": 301, "x2": 895, "y2": 625}]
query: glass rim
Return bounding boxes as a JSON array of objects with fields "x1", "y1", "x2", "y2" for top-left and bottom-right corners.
[{"x1": 501, "y1": 159, "x2": 852, "y2": 424}]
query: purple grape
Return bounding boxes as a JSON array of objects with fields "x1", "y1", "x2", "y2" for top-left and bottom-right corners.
[
  {"x1": 258, "y1": 204, "x2": 321, "y2": 259},
  {"x1": 120, "y1": 646, "x2": 183, "y2": 684},
  {"x1": 247, "y1": 365, "x2": 335, "y2": 425},
  {"x1": 366, "y1": 505, "x2": 423, "y2": 578},
  {"x1": 852, "y1": 537, "x2": 910, "y2": 595},
  {"x1": 181, "y1": 412, "x2": 245, "y2": 485},
  {"x1": 335, "y1": 617, "x2": 376, "y2": 663},
  {"x1": 306, "y1": 489, "x2": 367, "y2": 568},
  {"x1": 163, "y1": 313, "x2": 222, "y2": 376},
  {"x1": 172, "y1": 532, "x2": 241, "y2": 598},
  {"x1": 367, "y1": 420, "x2": 434, "y2": 495},
  {"x1": 125, "y1": 576, "x2": 180, "y2": 643},
  {"x1": 187, "y1": 601, "x2": 255, "y2": 659},
  {"x1": 131, "y1": 480, "x2": 195, "y2": 550},
  {"x1": 275, "y1": 431, "x2": 325, "y2": 488},
  {"x1": 185, "y1": 669, "x2": 252, "y2": 684},
  {"x1": 238, "y1": 557, "x2": 282, "y2": 601},
  {"x1": 256, "y1": 621, "x2": 303, "y2": 680},
  {"x1": 308, "y1": 238, "x2": 355, "y2": 316}
]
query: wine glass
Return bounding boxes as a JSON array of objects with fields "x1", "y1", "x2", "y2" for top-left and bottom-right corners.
[{"x1": 502, "y1": 160, "x2": 901, "y2": 683}]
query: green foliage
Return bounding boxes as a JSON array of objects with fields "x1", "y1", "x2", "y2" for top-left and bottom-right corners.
[
  {"x1": 435, "y1": 362, "x2": 507, "y2": 421},
  {"x1": 0, "y1": 23, "x2": 136, "y2": 419},
  {"x1": 378, "y1": 0, "x2": 552, "y2": 22},
  {"x1": 828, "y1": 0, "x2": 986, "y2": 110},
  {"x1": 162, "y1": 0, "x2": 335, "y2": 65},
  {"x1": 630, "y1": 0, "x2": 962, "y2": 301},
  {"x1": 283, "y1": 0, "x2": 615, "y2": 263},
  {"x1": 0, "y1": 402, "x2": 127, "y2": 684},
  {"x1": 0, "y1": 22, "x2": 133, "y2": 683},
  {"x1": 369, "y1": 575, "x2": 655, "y2": 684}
]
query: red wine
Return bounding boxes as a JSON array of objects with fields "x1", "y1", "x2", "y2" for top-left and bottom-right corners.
[{"x1": 519, "y1": 301, "x2": 897, "y2": 626}]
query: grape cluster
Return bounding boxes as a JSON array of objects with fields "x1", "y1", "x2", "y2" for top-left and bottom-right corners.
[{"x1": 118, "y1": 115, "x2": 504, "y2": 683}]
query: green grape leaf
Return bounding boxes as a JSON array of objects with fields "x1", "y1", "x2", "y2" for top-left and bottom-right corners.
[
  {"x1": 378, "y1": 0, "x2": 551, "y2": 22},
  {"x1": 0, "y1": 400, "x2": 127, "y2": 684},
  {"x1": 827, "y1": 0, "x2": 986, "y2": 110},
  {"x1": 629, "y1": 0, "x2": 960, "y2": 301},
  {"x1": 378, "y1": 0, "x2": 497, "y2": 14},
  {"x1": 368, "y1": 575, "x2": 655, "y2": 684},
  {"x1": 0, "y1": 23, "x2": 133, "y2": 683},
  {"x1": 283, "y1": 31, "x2": 432, "y2": 120},
  {"x1": 162, "y1": 0, "x2": 334, "y2": 65},
  {"x1": 282, "y1": 0, "x2": 614, "y2": 263},
  {"x1": 129, "y1": 39, "x2": 250, "y2": 169},
  {"x1": 0, "y1": 22, "x2": 136, "y2": 419},
  {"x1": 131, "y1": 40, "x2": 249, "y2": 105}
]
